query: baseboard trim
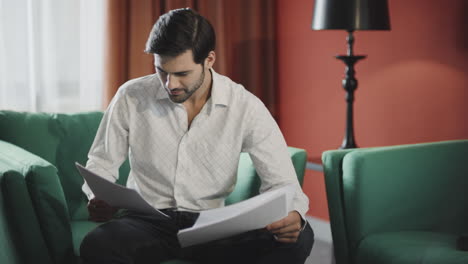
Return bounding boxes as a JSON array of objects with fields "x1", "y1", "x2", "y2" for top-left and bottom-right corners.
[{"x1": 306, "y1": 216, "x2": 332, "y2": 243}]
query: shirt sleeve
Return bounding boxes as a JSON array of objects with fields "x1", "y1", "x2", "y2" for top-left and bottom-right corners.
[
  {"x1": 82, "y1": 89, "x2": 130, "y2": 200},
  {"x1": 241, "y1": 96, "x2": 309, "y2": 219}
]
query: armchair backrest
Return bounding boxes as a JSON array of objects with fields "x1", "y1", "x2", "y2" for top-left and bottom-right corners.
[{"x1": 323, "y1": 140, "x2": 468, "y2": 264}]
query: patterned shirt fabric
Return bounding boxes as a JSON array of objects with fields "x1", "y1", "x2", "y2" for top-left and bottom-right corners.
[{"x1": 82, "y1": 69, "x2": 309, "y2": 218}]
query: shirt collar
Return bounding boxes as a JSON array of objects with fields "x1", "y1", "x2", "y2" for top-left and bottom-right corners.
[
  {"x1": 154, "y1": 75, "x2": 169, "y2": 101},
  {"x1": 210, "y1": 68, "x2": 229, "y2": 107}
]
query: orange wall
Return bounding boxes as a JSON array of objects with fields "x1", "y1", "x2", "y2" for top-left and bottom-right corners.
[{"x1": 276, "y1": 0, "x2": 468, "y2": 220}]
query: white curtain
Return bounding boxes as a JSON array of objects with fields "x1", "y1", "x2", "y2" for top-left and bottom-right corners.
[{"x1": 0, "y1": 0, "x2": 105, "y2": 112}]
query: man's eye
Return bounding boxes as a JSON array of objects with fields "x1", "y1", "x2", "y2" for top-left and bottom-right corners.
[{"x1": 175, "y1": 72, "x2": 188, "y2": 77}]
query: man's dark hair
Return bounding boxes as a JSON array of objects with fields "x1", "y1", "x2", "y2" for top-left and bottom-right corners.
[{"x1": 145, "y1": 8, "x2": 216, "y2": 64}]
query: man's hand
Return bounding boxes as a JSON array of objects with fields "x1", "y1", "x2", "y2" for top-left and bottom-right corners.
[
  {"x1": 266, "y1": 211, "x2": 303, "y2": 243},
  {"x1": 87, "y1": 198, "x2": 118, "y2": 222}
]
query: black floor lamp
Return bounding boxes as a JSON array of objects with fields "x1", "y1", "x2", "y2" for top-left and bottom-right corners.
[{"x1": 312, "y1": 0, "x2": 391, "y2": 149}]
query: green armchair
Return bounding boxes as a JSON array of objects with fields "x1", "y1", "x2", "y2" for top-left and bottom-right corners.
[
  {"x1": 322, "y1": 140, "x2": 468, "y2": 264},
  {"x1": 0, "y1": 110, "x2": 307, "y2": 264}
]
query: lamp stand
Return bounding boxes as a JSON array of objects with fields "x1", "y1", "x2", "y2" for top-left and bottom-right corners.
[{"x1": 335, "y1": 31, "x2": 366, "y2": 149}]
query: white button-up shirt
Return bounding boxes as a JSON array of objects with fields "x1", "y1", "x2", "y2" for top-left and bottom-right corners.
[{"x1": 83, "y1": 69, "x2": 309, "y2": 217}]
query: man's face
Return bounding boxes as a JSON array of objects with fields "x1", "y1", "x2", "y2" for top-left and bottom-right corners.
[{"x1": 154, "y1": 50, "x2": 205, "y2": 103}]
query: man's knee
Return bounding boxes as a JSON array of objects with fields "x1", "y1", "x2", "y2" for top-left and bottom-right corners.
[
  {"x1": 79, "y1": 224, "x2": 123, "y2": 262},
  {"x1": 298, "y1": 222, "x2": 314, "y2": 256},
  {"x1": 290, "y1": 222, "x2": 314, "y2": 261},
  {"x1": 79, "y1": 219, "x2": 180, "y2": 263},
  {"x1": 80, "y1": 227, "x2": 105, "y2": 259}
]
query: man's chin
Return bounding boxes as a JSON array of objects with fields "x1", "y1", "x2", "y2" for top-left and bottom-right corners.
[{"x1": 169, "y1": 95, "x2": 189, "y2": 103}]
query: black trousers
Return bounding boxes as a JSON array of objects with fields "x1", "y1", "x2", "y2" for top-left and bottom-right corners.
[{"x1": 80, "y1": 209, "x2": 314, "y2": 264}]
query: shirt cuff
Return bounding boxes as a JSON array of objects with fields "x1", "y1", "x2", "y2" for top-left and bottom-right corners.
[
  {"x1": 82, "y1": 181, "x2": 95, "y2": 201},
  {"x1": 300, "y1": 217, "x2": 308, "y2": 232}
]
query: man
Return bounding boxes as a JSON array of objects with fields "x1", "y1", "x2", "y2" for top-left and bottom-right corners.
[{"x1": 80, "y1": 8, "x2": 314, "y2": 264}]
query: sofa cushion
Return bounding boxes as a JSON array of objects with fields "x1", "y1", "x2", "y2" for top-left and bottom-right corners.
[
  {"x1": 54, "y1": 112, "x2": 131, "y2": 220},
  {"x1": 357, "y1": 231, "x2": 468, "y2": 264},
  {"x1": 54, "y1": 112, "x2": 104, "y2": 220},
  {"x1": 0, "y1": 111, "x2": 60, "y2": 164}
]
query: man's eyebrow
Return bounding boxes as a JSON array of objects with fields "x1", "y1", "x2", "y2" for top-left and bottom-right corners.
[
  {"x1": 156, "y1": 66, "x2": 192, "y2": 75},
  {"x1": 156, "y1": 66, "x2": 166, "y2": 73}
]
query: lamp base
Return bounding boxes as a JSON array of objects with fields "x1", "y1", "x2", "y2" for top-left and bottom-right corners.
[
  {"x1": 340, "y1": 140, "x2": 357, "y2": 149},
  {"x1": 335, "y1": 54, "x2": 366, "y2": 150}
]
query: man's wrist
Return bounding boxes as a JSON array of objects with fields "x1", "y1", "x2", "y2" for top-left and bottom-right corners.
[{"x1": 293, "y1": 210, "x2": 308, "y2": 232}]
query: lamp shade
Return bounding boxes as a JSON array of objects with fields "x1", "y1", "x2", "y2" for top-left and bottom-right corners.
[{"x1": 312, "y1": 0, "x2": 391, "y2": 31}]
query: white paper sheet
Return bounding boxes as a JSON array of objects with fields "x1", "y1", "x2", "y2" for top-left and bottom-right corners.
[
  {"x1": 75, "y1": 162, "x2": 169, "y2": 217},
  {"x1": 178, "y1": 184, "x2": 295, "y2": 247}
]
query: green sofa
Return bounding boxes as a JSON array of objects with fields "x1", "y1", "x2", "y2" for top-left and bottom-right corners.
[
  {"x1": 0, "y1": 110, "x2": 307, "y2": 264},
  {"x1": 322, "y1": 140, "x2": 468, "y2": 264}
]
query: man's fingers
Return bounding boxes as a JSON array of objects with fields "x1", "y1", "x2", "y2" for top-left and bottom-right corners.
[
  {"x1": 266, "y1": 218, "x2": 291, "y2": 231},
  {"x1": 275, "y1": 236, "x2": 298, "y2": 243},
  {"x1": 88, "y1": 205, "x2": 115, "y2": 212},
  {"x1": 89, "y1": 216, "x2": 111, "y2": 222},
  {"x1": 268, "y1": 221, "x2": 301, "y2": 234},
  {"x1": 266, "y1": 221, "x2": 282, "y2": 231},
  {"x1": 88, "y1": 200, "x2": 111, "y2": 208},
  {"x1": 88, "y1": 198, "x2": 113, "y2": 208},
  {"x1": 87, "y1": 199, "x2": 117, "y2": 223},
  {"x1": 275, "y1": 231, "x2": 300, "y2": 239},
  {"x1": 273, "y1": 231, "x2": 301, "y2": 243},
  {"x1": 88, "y1": 211, "x2": 114, "y2": 222},
  {"x1": 87, "y1": 199, "x2": 117, "y2": 215},
  {"x1": 88, "y1": 207, "x2": 115, "y2": 216},
  {"x1": 270, "y1": 223, "x2": 301, "y2": 233},
  {"x1": 266, "y1": 211, "x2": 303, "y2": 243},
  {"x1": 92, "y1": 200, "x2": 111, "y2": 207},
  {"x1": 267, "y1": 212, "x2": 301, "y2": 231}
]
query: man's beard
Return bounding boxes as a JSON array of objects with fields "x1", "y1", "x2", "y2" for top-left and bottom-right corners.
[{"x1": 168, "y1": 67, "x2": 205, "y2": 103}]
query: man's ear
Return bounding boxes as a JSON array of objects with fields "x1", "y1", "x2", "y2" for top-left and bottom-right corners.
[{"x1": 204, "y1": 51, "x2": 216, "y2": 69}]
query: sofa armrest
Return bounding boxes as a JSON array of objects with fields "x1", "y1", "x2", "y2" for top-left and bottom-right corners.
[
  {"x1": 288, "y1": 147, "x2": 307, "y2": 186},
  {"x1": 0, "y1": 168, "x2": 52, "y2": 264},
  {"x1": 322, "y1": 148, "x2": 356, "y2": 264},
  {"x1": 226, "y1": 147, "x2": 308, "y2": 205},
  {"x1": 0, "y1": 140, "x2": 74, "y2": 264}
]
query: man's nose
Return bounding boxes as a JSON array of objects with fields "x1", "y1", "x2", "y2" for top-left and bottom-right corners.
[{"x1": 166, "y1": 74, "x2": 181, "y2": 89}]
